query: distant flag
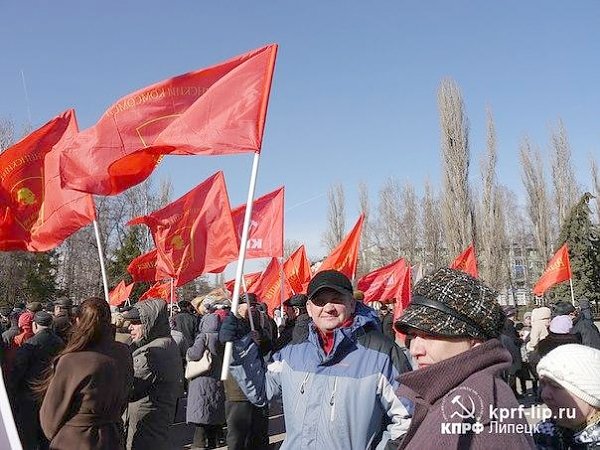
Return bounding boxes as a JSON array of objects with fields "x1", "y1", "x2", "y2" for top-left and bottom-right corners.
[
  {"x1": 109, "y1": 280, "x2": 134, "y2": 307},
  {"x1": 0, "y1": 109, "x2": 95, "y2": 251},
  {"x1": 249, "y1": 257, "x2": 293, "y2": 316},
  {"x1": 450, "y1": 244, "x2": 479, "y2": 278},
  {"x1": 139, "y1": 280, "x2": 174, "y2": 302},
  {"x1": 60, "y1": 44, "x2": 278, "y2": 195},
  {"x1": 283, "y1": 245, "x2": 312, "y2": 294},
  {"x1": 225, "y1": 272, "x2": 261, "y2": 294},
  {"x1": 392, "y1": 264, "x2": 412, "y2": 342},
  {"x1": 357, "y1": 258, "x2": 408, "y2": 304},
  {"x1": 533, "y1": 243, "x2": 572, "y2": 296},
  {"x1": 318, "y1": 214, "x2": 365, "y2": 280},
  {"x1": 128, "y1": 171, "x2": 238, "y2": 287},
  {"x1": 127, "y1": 249, "x2": 159, "y2": 282}
]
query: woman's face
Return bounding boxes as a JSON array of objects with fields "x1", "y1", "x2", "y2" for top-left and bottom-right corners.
[{"x1": 540, "y1": 377, "x2": 596, "y2": 429}]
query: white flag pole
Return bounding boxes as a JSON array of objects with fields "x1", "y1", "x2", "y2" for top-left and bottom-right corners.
[
  {"x1": 569, "y1": 278, "x2": 576, "y2": 306},
  {"x1": 170, "y1": 278, "x2": 175, "y2": 317},
  {"x1": 93, "y1": 219, "x2": 110, "y2": 303},
  {"x1": 221, "y1": 151, "x2": 261, "y2": 381}
]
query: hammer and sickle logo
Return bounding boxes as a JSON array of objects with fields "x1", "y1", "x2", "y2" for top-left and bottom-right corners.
[
  {"x1": 16, "y1": 187, "x2": 36, "y2": 205},
  {"x1": 171, "y1": 235, "x2": 185, "y2": 251}
]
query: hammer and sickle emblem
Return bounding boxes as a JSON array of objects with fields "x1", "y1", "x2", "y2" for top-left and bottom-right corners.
[
  {"x1": 171, "y1": 235, "x2": 185, "y2": 251},
  {"x1": 16, "y1": 187, "x2": 36, "y2": 205},
  {"x1": 450, "y1": 395, "x2": 476, "y2": 419}
]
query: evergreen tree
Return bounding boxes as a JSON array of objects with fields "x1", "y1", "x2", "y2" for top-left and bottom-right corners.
[
  {"x1": 108, "y1": 228, "x2": 149, "y2": 303},
  {"x1": 552, "y1": 193, "x2": 600, "y2": 305},
  {"x1": 24, "y1": 250, "x2": 61, "y2": 303}
]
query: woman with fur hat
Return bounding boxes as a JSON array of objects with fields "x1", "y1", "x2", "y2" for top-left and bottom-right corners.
[{"x1": 535, "y1": 344, "x2": 600, "y2": 448}]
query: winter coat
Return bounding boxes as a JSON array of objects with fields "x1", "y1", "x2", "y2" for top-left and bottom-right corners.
[
  {"x1": 397, "y1": 339, "x2": 535, "y2": 449},
  {"x1": 52, "y1": 313, "x2": 73, "y2": 344},
  {"x1": 125, "y1": 299, "x2": 183, "y2": 450},
  {"x1": 4, "y1": 312, "x2": 34, "y2": 373},
  {"x1": 536, "y1": 332, "x2": 582, "y2": 358},
  {"x1": 535, "y1": 418, "x2": 600, "y2": 449},
  {"x1": 229, "y1": 302, "x2": 412, "y2": 450},
  {"x1": 39, "y1": 334, "x2": 133, "y2": 450},
  {"x1": 572, "y1": 312, "x2": 600, "y2": 350},
  {"x1": 9, "y1": 328, "x2": 64, "y2": 450},
  {"x1": 382, "y1": 312, "x2": 395, "y2": 341},
  {"x1": 172, "y1": 311, "x2": 199, "y2": 345},
  {"x1": 186, "y1": 313, "x2": 225, "y2": 425}
]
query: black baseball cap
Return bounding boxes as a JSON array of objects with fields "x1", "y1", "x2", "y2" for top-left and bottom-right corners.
[
  {"x1": 120, "y1": 306, "x2": 142, "y2": 323},
  {"x1": 284, "y1": 294, "x2": 308, "y2": 308},
  {"x1": 307, "y1": 270, "x2": 354, "y2": 300}
]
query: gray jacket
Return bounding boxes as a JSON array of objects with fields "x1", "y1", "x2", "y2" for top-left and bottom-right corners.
[{"x1": 125, "y1": 299, "x2": 183, "y2": 450}]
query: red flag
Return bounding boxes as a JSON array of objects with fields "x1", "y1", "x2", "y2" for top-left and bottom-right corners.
[
  {"x1": 224, "y1": 272, "x2": 261, "y2": 294},
  {"x1": 139, "y1": 280, "x2": 174, "y2": 302},
  {"x1": 358, "y1": 258, "x2": 408, "y2": 304},
  {"x1": 392, "y1": 264, "x2": 412, "y2": 342},
  {"x1": 109, "y1": 280, "x2": 134, "y2": 307},
  {"x1": 450, "y1": 244, "x2": 479, "y2": 278},
  {"x1": 532, "y1": 244, "x2": 572, "y2": 296},
  {"x1": 0, "y1": 109, "x2": 95, "y2": 251},
  {"x1": 127, "y1": 249, "x2": 170, "y2": 282},
  {"x1": 318, "y1": 214, "x2": 365, "y2": 279},
  {"x1": 128, "y1": 171, "x2": 238, "y2": 287},
  {"x1": 231, "y1": 187, "x2": 284, "y2": 259},
  {"x1": 283, "y1": 245, "x2": 312, "y2": 294},
  {"x1": 60, "y1": 44, "x2": 278, "y2": 195},
  {"x1": 249, "y1": 257, "x2": 292, "y2": 316}
]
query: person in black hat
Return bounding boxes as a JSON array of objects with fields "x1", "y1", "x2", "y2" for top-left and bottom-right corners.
[
  {"x1": 220, "y1": 269, "x2": 412, "y2": 449},
  {"x1": 273, "y1": 294, "x2": 310, "y2": 351},
  {"x1": 393, "y1": 267, "x2": 534, "y2": 449},
  {"x1": 9, "y1": 310, "x2": 64, "y2": 450},
  {"x1": 172, "y1": 300, "x2": 199, "y2": 345},
  {"x1": 572, "y1": 298, "x2": 600, "y2": 350},
  {"x1": 52, "y1": 297, "x2": 74, "y2": 343}
]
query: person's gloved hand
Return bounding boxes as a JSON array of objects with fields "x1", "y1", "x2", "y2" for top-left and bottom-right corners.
[{"x1": 219, "y1": 312, "x2": 242, "y2": 343}]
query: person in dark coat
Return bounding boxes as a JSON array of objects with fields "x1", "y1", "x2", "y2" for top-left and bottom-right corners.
[
  {"x1": 52, "y1": 297, "x2": 74, "y2": 343},
  {"x1": 39, "y1": 297, "x2": 133, "y2": 450},
  {"x1": 572, "y1": 298, "x2": 600, "y2": 350},
  {"x1": 536, "y1": 315, "x2": 582, "y2": 358},
  {"x1": 273, "y1": 294, "x2": 308, "y2": 351},
  {"x1": 123, "y1": 299, "x2": 183, "y2": 450},
  {"x1": 380, "y1": 304, "x2": 395, "y2": 340},
  {"x1": 394, "y1": 268, "x2": 534, "y2": 449},
  {"x1": 173, "y1": 300, "x2": 199, "y2": 345},
  {"x1": 9, "y1": 311, "x2": 64, "y2": 450},
  {"x1": 1, "y1": 310, "x2": 21, "y2": 346},
  {"x1": 186, "y1": 313, "x2": 225, "y2": 449}
]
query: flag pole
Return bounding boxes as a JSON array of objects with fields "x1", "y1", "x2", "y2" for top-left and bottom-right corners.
[
  {"x1": 170, "y1": 278, "x2": 175, "y2": 317},
  {"x1": 93, "y1": 219, "x2": 110, "y2": 303},
  {"x1": 569, "y1": 278, "x2": 576, "y2": 306},
  {"x1": 221, "y1": 151, "x2": 261, "y2": 381}
]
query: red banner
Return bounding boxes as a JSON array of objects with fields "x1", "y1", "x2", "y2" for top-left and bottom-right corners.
[
  {"x1": 224, "y1": 272, "x2": 262, "y2": 294},
  {"x1": 358, "y1": 258, "x2": 408, "y2": 304},
  {"x1": 60, "y1": 44, "x2": 278, "y2": 195},
  {"x1": 128, "y1": 171, "x2": 238, "y2": 287},
  {"x1": 317, "y1": 214, "x2": 364, "y2": 279},
  {"x1": 533, "y1": 243, "x2": 572, "y2": 296},
  {"x1": 127, "y1": 249, "x2": 170, "y2": 282},
  {"x1": 109, "y1": 280, "x2": 134, "y2": 307},
  {"x1": 139, "y1": 281, "x2": 174, "y2": 302},
  {"x1": 283, "y1": 245, "x2": 312, "y2": 294},
  {"x1": 0, "y1": 109, "x2": 95, "y2": 251},
  {"x1": 249, "y1": 257, "x2": 292, "y2": 316},
  {"x1": 392, "y1": 264, "x2": 412, "y2": 342},
  {"x1": 450, "y1": 244, "x2": 479, "y2": 278},
  {"x1": 231, "y1": 187, "x2": 284, "y2": 260}
]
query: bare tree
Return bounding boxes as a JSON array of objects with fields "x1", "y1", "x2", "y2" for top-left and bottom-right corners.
[
  {"x1": 356, "y1": 181, "x2": 375, "y2": 276},
  {"x1": 421, "y1": 180, "x2": 444, "y2": 270},
  {"x1": 374, "y1": 178, "x2": 402, "y2": 265},
  {"x1": 321, "y1": 183, "x2": 346, "y2": 252},
  {"x1": 438, "y1": 78, "x2": 473, "y2": 257},
  {"x1": 591, "y1": 157, "x2": 600, "y2": 224},
  {"x1": 520, "y1": 136, "x2": 553, "y2": 263},
  {"x1": 400, "y1": 182, "x2": 419, "y2": 265},
  {"x1": 550, "y1": 119, "x2": 580, "y2": 231},
  {"x1": 283, "y1": 239, "x2": 302, "y2": 259},
  {"x1": 0, "y1": 118, "x2": 15, "y2": 152}
]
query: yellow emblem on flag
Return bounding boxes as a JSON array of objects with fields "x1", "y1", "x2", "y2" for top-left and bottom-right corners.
[
  {"x1": 171, "y1": 235, "x2": 184, "y2": 251},
  {"x1": 16, "y1": 187, "x2": 36, "y2": 205}
]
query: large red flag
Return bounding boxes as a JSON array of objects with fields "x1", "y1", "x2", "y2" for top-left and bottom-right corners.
[
  {"x1": 109, "y1": 280, "x2": 134, "y2": 307},
  {"x1": 60, "y1": 44, "x2": 278, "y2": 195},
  {"x1": 224, "y1": 272, "x2": 262, "y2": 294},
  {"x1": 0, "y1": 109, "x2": 95, "y2": 251},
  {"x1": 139, "y1": 281, "x2": 174, "y2": 302},
  {"x1": 358, "y1": 258, "x2": 408, "y2": 304},
  {"x1": 249, "y1": 257, "x2": 293, "y2": 316},
  {"x1": 318, "y1": 214, "x2": 365, "y2": 279},
  {"x1": 128, "y1": 171, "x2": 238, "y2": 287},
  {"x1": 392, "y1": 264, "x2": 412, "y2": 342},
  {"x1": 533, "y1": 244, "x2": 572, "y2": 296},
  {"x1": 450, "y1": 244, "x2": 479, "y2": 278},
  {"x1": 283, "y1": 245, "x2": 312, "y2": 294},
  {"x1": 231, "y1": 187, "x2": 284, "y2": 260}
]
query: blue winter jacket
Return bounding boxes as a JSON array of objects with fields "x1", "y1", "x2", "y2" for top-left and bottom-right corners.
[{"x1": 229, "y1": 303, "x2": 412, "y2": 449}]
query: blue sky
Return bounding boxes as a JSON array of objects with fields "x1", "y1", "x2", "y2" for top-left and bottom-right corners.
[{"x1": 1, "y1": 1, "x2": 599, "y2": 267}]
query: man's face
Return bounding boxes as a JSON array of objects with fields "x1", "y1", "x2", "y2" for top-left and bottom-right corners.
[
  {"x1": 307, "y1": 288, "x2": 355, "y2": 332},
  {"x1": 540, "y1": 377, "x2": 593, "y2": 429},
  {"x1": 129, "y1": 323, "x2": 144, "y2": 342},
  {"x1": 237, "y1": 303, "x2": 254, "y2": 319},
  {"x1": 409, "y1": 331, "x2": 479, "y2": 369},
  {"x1": 54, "y1": 305, "x2": 62, "y2": 316},
  {"x1": 523, "y1": 316, "x2": 531, "y2": 327}
]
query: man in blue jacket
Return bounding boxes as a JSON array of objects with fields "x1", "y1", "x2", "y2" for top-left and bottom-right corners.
[{"x1": 221, "y1": 269, "x2": 412, "y2": 450}]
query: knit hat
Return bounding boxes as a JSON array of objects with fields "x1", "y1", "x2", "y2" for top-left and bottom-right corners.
[
  {"x1": 395, "y1": 267, "x2": 504, "y2": 340},
  {"x1": 538, "y1": 344, "x2": 600, "y2": 408},
  {"x1": 549, "y1": 315, "x2": 573, "y2": 334},
  {"x1": 34, "y1": 311, "x2": 54, "y2": 327}
]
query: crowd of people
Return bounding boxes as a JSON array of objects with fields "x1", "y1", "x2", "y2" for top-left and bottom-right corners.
[{"x1": 1, "y1": 267, "x2": 600, "y2": 449}]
